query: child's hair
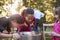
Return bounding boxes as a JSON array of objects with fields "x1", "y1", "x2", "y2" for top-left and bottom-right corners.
[
  {"x1": 22, "y1": 8, "x2": 34, "y2": 16},
  {"x1": 54, "y1": 7, "x2": 60, "y2": 17},
  {"x1": 25, "y1": 8, "x2": 34, "y2": 14},
  {"x1": 9, "y1": 14, "x2": 23, "y2": 24},
  {"x1": 21, "y1": 8, "x2": 34, "y2": 16},
  {"x1": 0, "y1": 17, "x2": 11, "y2": 33},
  {"x1": 21, "y1": 9, "x2": 26, "y2": 16}
]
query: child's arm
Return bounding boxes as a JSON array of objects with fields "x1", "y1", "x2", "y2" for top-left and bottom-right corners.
[
  {"x1": 0, "y1": 32, "x2": 13, "y2": 38},
  {"x1": 33, "y1": 18, "x2": 36, "y2": 27},
  {"x1": 45, "y1": 31, "x2": 60, "y2": 37},
  {"x1": 0, "y1": 32, "x2": 20, "y2": 39},
  {"x1": 52, "y1": 32, "x2": 60, "y2": 37},
  {"x1": 30, "y1": 22, "x2": 34, "y2": 27},
  {"x1": 30, "y1": 18, "x2": 36, "y2": 27},
  {"x1": 24, "y1": 22, "x2": 28, "y2": 27},
  {"x1": 19, "y1": 23, "x2": 28, "y2": 27}
]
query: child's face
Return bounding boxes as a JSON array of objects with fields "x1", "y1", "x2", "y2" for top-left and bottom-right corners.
[
  {"x1": 54, "y1": 15, "x2": 59, "y2": 19},
  {"x1": 11, "y1": 20, "x2": 19, "y2": 28},
  {"x1": 25, "y1": 14, "x2": 34, "y2": 22}
]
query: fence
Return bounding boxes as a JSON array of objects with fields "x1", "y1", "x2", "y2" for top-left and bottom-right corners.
[{"x1": 43, "y1": 23, "x2": 54, "y2": 40}]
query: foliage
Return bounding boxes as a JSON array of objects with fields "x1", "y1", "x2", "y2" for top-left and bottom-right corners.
[
  {"x1": 0, "y1": 0, "x2": 23, "y2": 17},
  {"x1": 23, "y1": 0, "x2": 56, "y2": 23},
  {"x1": 0, "y1": 0, "x2": 60, "y2": 23}
]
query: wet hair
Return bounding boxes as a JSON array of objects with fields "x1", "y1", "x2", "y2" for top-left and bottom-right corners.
[
  {"x1": 54, "y1": 7, "x2": 60, "y2": 17},
  {"x1": 0, "y1": 17, "x2": 11, "y2": 33},
  {"x1": 23, "y1": 8, "x2": 34, "y2": 16},
  {"x1": 21, "y1": 9, "x2": 26, "y2": 16},
  {"x1": 9, "y1": 14, "x2": 23, "y2": 24},
  {"x1": 25, "y1": 8, "x2": 34, "y2": 14},
  {"x1": 22, "y1": 8, "x2": 34, "y2": 16}
]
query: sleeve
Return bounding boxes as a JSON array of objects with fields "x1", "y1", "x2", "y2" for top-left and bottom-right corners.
[
  {"x1": 33, "y1": 18, "x2": 36, "y2": 27},
  {"x1": 18, "y1": 27, "x2": 21, "y2": 32},
  {"x1": 0, "y1": 25, "x2": 5, "y2": 32},
  {"x1": 53, "y1": 23, "x2": 60, "y2": 34}
]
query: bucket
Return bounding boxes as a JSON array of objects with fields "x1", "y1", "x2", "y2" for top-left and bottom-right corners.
[{"x1": 18, "y1": 32, "x2": 42, "y2": 40}]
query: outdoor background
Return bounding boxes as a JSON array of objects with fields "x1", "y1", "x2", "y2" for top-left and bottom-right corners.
[
  {"x1": 0, "y1": 0, "x2": 60, "y2": 40},
  {"x1": 1, "y1": 0, "x2": 60, "y2": 23}
]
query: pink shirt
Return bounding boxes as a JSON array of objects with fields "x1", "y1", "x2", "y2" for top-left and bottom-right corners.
[{"x1": 52, "y1": 21, "x2": 60, "y2": 40}]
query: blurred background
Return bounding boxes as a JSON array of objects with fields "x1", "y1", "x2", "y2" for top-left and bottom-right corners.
[
  {"x1": 0, "y1": 0, "x2": 60, "y2": 40},
  {"x1": 0, "y1": 0, "x2": 60, "y2": 23}
]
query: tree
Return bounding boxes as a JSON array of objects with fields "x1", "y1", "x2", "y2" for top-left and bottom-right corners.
[
  {"x1": 23, "y1": 0, "x2": 56, "y2": 23},
  {"x1": 54, "y1": 0, "x2": 60, "y2": 7},
  {"x1": 0, "y1": 0, "x2": 23, "y2": 17}
]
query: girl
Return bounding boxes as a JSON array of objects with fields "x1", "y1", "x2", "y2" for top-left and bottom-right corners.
[
  {"x1": 52, "y1": 7, "x2": 60, "y2": 40},
  {"x1": 46, "y1": 7, "x2": 60, "y2": 40},
  {"x1": 9, "y1": 14, "x2": 32, "y2": 32},
  {"x1": 0, "y1": 17, "x2": 20, "y2": 39},
  {"x1": 18, "y1": 8, "x2": 36, "y2": 32}
]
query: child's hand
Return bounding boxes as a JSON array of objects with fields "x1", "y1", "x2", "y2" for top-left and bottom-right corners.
[
  {"x1": 3, "y1": 30, "x2": 8, "y2": 34},
  {"x1": 30, "y1": 23, "x2": 34, "y2": 26},
  {"x1": 47, "y1": 33, "x2": 52, "y2": 36},
  {"x1": 10, "y1": 32, "x2": 14, "y2": 34},
  {"x1": 44, "y1": 32, "x2": 52, "y2": 36},
  {"x1": 24, "y1": 23, "x2": 28, "y2": 27},
  {"x1": 13, "y1": 33, "x2": 20, "y2": 40}
]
